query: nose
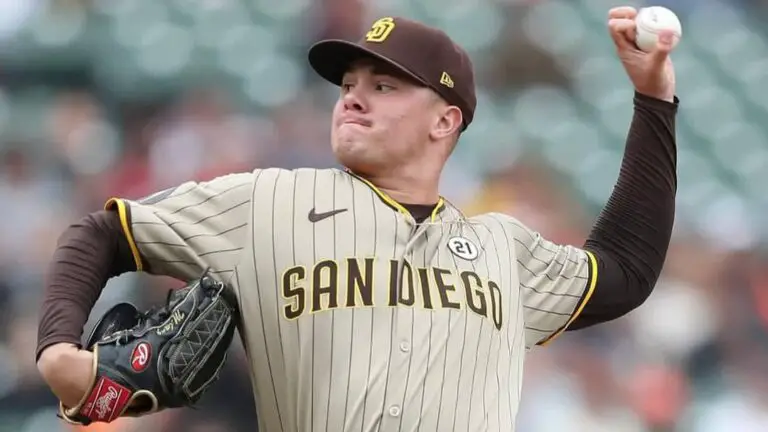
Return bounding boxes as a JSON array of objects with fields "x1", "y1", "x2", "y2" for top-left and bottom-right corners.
[{"x1": 342, "y1": 88, "x2": 366, "y2": 113}]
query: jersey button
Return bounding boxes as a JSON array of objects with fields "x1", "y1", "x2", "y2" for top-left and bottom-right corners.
[
  {"x1": 399, "y1": 341, "x2": 410, "y2": 352},
  {"x1": 388, "y1": 405, "x2": 401, "y2": 417}
]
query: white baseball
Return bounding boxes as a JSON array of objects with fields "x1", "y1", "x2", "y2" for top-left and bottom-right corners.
[{"x1": 634, "y1": 6, "x2": 682, "y2": 52}]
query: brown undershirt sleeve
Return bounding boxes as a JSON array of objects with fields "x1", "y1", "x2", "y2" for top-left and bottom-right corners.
[
  {"x1": 35, "y1": 210, "x2": 138, "y2": 361},
  {"x1": 568, "y1": 92, "x2": 678, "y2": 330}
]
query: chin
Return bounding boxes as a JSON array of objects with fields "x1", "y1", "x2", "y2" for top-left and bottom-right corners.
[
  {"x1": 333, "y1": 144, "x2": 366, "y2": 169},
  {"x1": 333, "y1": 129, "x2": 367, "y2": 156},
  {"x1": 332, "y1": 140, "x2": 377, "y2": 173}
]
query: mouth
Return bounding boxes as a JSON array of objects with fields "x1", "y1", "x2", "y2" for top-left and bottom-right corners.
[{"x1": 340, "y1": 117, "x2": 372, "y2": 127}]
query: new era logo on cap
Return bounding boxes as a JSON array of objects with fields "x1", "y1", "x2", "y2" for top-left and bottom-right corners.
[
  {"x1": 440, "y1": 72, "x2": 454, "y2": 88},
  {"x1": 307, "y1": 16, "x2": 477, "y2": 129}
]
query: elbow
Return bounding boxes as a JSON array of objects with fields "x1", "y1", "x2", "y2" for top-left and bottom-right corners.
[
  {"x1": 630, "y1": 274, "x2": 657, "y2": 311},
  {"x1": 572, "y1": 248, "x2": 664, "y2": 329},
  {"x1": 54, "y1": 211, "x2": 110, "y2": 247},
  {"x1": 635, "y1": 247, "x2": 668, "y2": 304},
  {"x1": 618, "y1": 255, "x2": 665, "y2": 314}
]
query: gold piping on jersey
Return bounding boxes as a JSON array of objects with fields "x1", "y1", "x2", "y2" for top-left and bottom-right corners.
[
  {"x1": 429, "y1": 198, "x2": 445, "y2": 222},
  {"x1": 104, "y1": 198, "x2": 144, "y2": 271},
  {"x1": 346, "y1": 170, "x2": 446, "y2": 222},
  {"x1": 538, "y1": 250, "x2": 598, "y2": 346}
]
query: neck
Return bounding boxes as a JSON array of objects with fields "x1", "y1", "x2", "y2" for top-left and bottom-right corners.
[{"x1": 351, "y1": 165, "x2": 441, "y2": 205}]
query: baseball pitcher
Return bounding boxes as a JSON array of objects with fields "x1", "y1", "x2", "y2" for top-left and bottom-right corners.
[{"x1": 36, "y1": 7, "x2": 679, "y2": 432}]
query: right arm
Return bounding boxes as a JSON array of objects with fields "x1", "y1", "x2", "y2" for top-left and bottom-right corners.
[
  {"x1": 36, "y1": 172, "x2": 255, "y2": 407},
  {"x1": 36, "y1": 210, "x2": 135, "y2": 407}
]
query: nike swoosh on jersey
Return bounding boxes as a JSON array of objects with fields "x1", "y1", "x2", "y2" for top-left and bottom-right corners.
[{"x1": 308, "y1": 208, "x2": 348, "y2": 222}]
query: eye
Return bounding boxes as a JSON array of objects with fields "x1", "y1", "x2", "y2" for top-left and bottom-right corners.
[
  {"x1": 341, "y1": 83, "x2": 353, "y2": 93},
  {"x1": 375, "y1": 82, "x2": 395, "y2": 92}
]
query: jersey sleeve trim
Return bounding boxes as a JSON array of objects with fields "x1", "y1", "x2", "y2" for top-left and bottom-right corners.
[
  {"x1": 104, "y1": 198, "x2": 143, "y2": 271},
  {"x1": 537, "y1": 250, "x2": 598, "y2": 346}
]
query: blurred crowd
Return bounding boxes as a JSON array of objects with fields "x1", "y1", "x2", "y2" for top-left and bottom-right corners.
[{"x1": 1, "y1": 0, "x2": 767, "y2": 431}]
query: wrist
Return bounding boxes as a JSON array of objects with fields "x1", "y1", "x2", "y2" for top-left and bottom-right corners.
[
  {"x1": 634, "y1": 92, "x2": 680, "y2": 113},
  {"x1": 635, "y1": 89, "x2": 675, "y2": 104},
  {"x1": 37, "y1": 343, "x2": 95, "y2": 408},
  {"x1": 37, "y1": 343, "x2": 78, "y2": 377}
]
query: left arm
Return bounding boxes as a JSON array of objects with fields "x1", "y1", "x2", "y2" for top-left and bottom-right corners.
[
  {"x1": 567, "y1": 92, "x2": 678, "y2": 332},
  {"x1": 508, "y1": 93, "x2": 677, "y2": 348},
  {"x1": 514, "y1": 4, "x2": 680, "y2": 347}
]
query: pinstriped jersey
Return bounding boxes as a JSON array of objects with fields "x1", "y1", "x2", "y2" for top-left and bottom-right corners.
[{"x1": 106, "y1": 167, "x2": 596, "y2": 432}]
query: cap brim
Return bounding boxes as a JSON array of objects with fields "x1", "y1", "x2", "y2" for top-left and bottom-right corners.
[{"x1": 308, "y1": 39, "x2": 428, "y2": 88}]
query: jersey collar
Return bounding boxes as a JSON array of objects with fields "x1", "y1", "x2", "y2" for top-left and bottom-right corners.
[{"x1": 345, "y1": 169, "x2": 447, "y2": 223}]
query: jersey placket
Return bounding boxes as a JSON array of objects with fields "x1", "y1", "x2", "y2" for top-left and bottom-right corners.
[{"x1": 380, "y1": 219, "x2": 432, "y2": 430}]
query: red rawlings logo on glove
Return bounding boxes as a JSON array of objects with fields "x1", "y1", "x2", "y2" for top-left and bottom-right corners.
[
  {"x1": 79, "y1": 376, "x2": 132, "y2": 422},
  {"x1": 131, "y1": 342, "x2": 152, "y2": 372}
]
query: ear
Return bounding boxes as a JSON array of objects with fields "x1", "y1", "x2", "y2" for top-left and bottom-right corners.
[{"x1": 430, "y1": 105, "x2": 463, "y2": 141}]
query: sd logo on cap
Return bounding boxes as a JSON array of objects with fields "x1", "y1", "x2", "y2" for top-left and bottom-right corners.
[{"x1": 365, "y1": 17, "x2": 396, "y2": 43}]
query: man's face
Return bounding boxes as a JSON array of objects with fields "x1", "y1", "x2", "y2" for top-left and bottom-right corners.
[{"x1": 330, "y1": 58, "x2": 441, "y2": 175}]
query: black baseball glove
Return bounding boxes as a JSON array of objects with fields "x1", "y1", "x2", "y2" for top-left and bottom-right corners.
[{"x1": 58, "y1": 270, "x2": 239, "y2": 425}]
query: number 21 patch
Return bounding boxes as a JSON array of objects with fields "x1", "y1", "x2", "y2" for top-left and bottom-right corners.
[{"x1": 447, "y1": 236, "x2": 479, "y2": 260}]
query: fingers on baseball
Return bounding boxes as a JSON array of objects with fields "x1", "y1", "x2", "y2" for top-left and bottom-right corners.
[
  {"x1": 655, "y1": 30, "x2": 677, "y2": 52},
  {"x1": 608, "y1": 6, "x2": 637, "y2": 20},
  {"x1": 608, "y1": 18, "x2": 637, "y2": 50},
  {"x1": 648, "y1": 30, "x2": 677, "y2": 63}
]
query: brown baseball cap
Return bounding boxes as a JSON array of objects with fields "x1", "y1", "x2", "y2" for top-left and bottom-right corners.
[{"x1": 308, "y1": 16, "x2": 477, "y2": 130}]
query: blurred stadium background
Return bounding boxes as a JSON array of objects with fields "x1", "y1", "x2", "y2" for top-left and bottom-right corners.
[{"x1": 0, "y1": 0, "x2": 767, "y2": 430}]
